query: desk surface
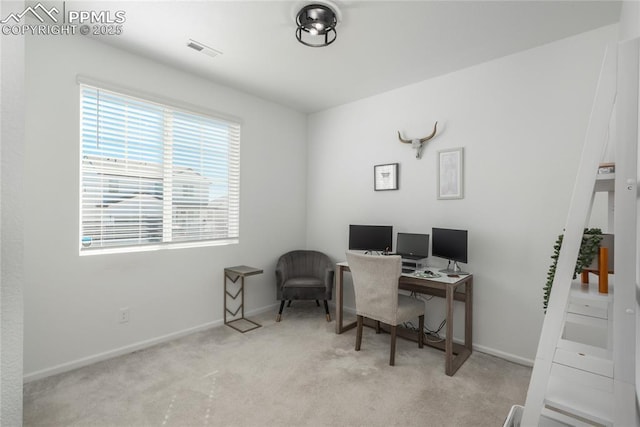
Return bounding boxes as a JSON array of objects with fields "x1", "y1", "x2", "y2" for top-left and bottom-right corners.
[{"x1": 336, "y1": 261, "x2": 470, "y2": 285}]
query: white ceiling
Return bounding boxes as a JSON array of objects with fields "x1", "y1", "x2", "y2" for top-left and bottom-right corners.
[{"x1": 75, "y1": 0, "x2": 621, "y2": 113}]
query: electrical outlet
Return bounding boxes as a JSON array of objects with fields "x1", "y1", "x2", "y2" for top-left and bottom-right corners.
[{"x1": 119, "y1": 307, "x2": 130, "y2": 324}]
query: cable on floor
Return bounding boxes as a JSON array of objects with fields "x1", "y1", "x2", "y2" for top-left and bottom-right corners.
[{"x1": 403, "y1": 318, "x2": 446, "y2": 343}]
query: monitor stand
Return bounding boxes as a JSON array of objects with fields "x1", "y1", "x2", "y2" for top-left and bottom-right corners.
[{"x1": 439, "y1": 260, "x2": 468, "y2": 275}]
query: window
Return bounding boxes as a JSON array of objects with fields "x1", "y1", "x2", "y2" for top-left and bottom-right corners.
[{"x1": 80, "y1": 84, "x2": 240, "y2": 253}]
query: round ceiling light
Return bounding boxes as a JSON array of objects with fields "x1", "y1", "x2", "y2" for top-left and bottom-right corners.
[{"x1": 296, "y1": 3, "x2": 338, "y2": 47}]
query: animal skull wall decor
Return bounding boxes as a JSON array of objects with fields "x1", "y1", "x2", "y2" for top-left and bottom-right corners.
[{"x1": 398, "y1": 121, "x2": 438, "y2": 159}]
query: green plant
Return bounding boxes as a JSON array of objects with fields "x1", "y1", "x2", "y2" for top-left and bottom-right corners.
[{"x1": 543, "y1": 228, "x2": 603, "y2": 312}]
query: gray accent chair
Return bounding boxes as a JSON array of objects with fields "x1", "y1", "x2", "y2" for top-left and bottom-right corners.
[
  {"x1": 275, "y1": 250, "x2": 334, "y2": 322},
  {"x1": 346, "y1": 251, "x2": 425, "y2": 366}
]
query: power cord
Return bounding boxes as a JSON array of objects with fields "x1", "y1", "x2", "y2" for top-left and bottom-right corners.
[
  {"x1": 403, "y1": 318, "x2": 446, "y2": 343},
  {"x1": 405, "y1": 293, "x2": 446, "y2": 342},
  {"x1": 410, "y1": 291, "x2": 434, "y2": 302},
  {"x1": 425, "y1": 319, "x2": 446, "y2": 343}
]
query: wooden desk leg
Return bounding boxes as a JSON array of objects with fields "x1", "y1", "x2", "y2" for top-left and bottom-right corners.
[
  {"x1": 335, "y1": 266, "x2": 344, "y2": 334},
  {"x1": 445, "y1": 284, "x2": 454, "y2": 375},
  {"x1": 335, "y1": 265, "x2": 357, "y2": 334},
  {"x1": 465, "y1": 278, "x2": 473, "y2": 352}
]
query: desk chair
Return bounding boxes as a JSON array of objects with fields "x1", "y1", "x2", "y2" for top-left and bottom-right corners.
[{"x1": 346, "y1": 251, "x2": 425, "y2": 366}]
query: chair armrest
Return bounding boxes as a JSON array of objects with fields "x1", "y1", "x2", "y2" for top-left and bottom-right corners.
[
  {"x1": 324, "y1": 268, "x2": 334, "y2": 287},
  {"x1": 275, "y1": 266, "x2": 287, "y2": 287}
]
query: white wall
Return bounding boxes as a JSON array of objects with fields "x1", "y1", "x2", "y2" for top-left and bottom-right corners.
[
  {"x1": 1, "y1": 0, "x2": 25, "y2": 423},
  {"x1": 23, "y1": 34, "x2": 307, "y2": 379},
  {"x1": 306, "y1": 24, "x2": 619, "y2": 364}
]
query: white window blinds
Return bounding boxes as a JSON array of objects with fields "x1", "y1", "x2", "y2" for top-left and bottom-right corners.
[{"x1": 80, "y1": 84, "x2": 240, "y2": 253}]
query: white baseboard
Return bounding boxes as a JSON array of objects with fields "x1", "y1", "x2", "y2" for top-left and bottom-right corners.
[
  {"x1": 23, "y1": 303, "x2": 279, "y2": 383},
  {"x1": 472, "y1": 343, "x2": 534, "y2": 367}
]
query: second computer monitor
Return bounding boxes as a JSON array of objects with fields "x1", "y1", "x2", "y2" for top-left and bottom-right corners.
[
  {"x1": 432, "y1": 227, "x2": 468, "y2": 273},
  {"x1": 396, "y1": 233, "x2": 429, "y2": 260}
]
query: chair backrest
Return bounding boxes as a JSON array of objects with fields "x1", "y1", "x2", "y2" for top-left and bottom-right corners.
[
  {"x1": 277, "y1": 250, "x2": 332, "y2": 278},
  {"x1": 345, "y1": 251, "x2": 401, "y2": 325}
]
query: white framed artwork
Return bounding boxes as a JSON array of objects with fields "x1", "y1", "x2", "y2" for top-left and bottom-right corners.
[
  {"x1": 437, "y1": 148, "x2": 464, "y2": 199},
  {"x1": 374, "y1": 163, "x2": 398, "y2": 191}
]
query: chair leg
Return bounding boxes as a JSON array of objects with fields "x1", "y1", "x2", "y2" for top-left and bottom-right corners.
[
  {"x1": 355, "y1": 315, "x2": 363, "y2": 351},
  {"x1": 315, "y1": 300, "x2": 320, "y2": 307},
  {"x1": 276, "y1": 300, "x2": 286, "y2": 322},
  {"x1": 418, "y1": 315, "x2": 424, "y2": 348},
  {"x1": 323, "y1": 300, "x2": 331, "y2": 322},
  {"x1": 390, "y1": 325, "x2": 397, "y2": 366},
  {"x1": 287, "y1": 300, "x2": 292, "y2": 307}
]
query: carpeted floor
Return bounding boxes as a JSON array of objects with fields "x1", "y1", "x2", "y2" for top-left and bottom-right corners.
[{"x1": 24, "y1": 302, "x2": 531, "y2": 426}]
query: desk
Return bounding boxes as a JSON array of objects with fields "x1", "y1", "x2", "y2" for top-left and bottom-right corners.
[
  {"x1": 224, "y1": 265, "x2": 263, "y2": 333},
  {"x1": 335, "y1": 262, "x2": 473, "y2": 376}
]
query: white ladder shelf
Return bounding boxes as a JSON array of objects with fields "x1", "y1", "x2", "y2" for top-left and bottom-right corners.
[{"x1": 520, "y1": 38, "x2": 639, "y2": 426}]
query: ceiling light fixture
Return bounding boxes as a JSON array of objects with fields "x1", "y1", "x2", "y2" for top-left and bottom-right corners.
[{"x1": 295, "y1": 3, "x2": 338, "y2": 47}]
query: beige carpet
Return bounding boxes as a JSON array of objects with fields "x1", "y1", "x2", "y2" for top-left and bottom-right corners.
[{"x1": 24, "y1": 302, "x2": 531, "y2": 426}]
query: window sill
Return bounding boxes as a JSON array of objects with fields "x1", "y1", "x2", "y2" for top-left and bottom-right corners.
[{"x1": 79, "y1": 238, "x2": 239, "y2": 256}]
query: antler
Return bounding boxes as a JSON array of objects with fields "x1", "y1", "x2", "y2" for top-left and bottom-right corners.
[
  {"x1": 397, "y1": 121, "x2": 438, "y2": 143},
  {"x1": 397, "y1": 131, "x2": 412, "y2": 144},
  {"x1": 419, "y1": 121, "x2": 438, "y2": 142}
]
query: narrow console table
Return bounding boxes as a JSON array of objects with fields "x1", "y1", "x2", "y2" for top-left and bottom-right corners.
[
  {"x1": 224, "y1": 265, "x2": 263, "y2": 333},
  {"x1": 335, "y1": 261, "x2": 473, "y2": 376}
]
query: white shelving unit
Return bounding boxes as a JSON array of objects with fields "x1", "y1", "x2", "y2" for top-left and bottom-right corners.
[{"x1": 519, "y1": 38, "x2": 639, "y2": 426}]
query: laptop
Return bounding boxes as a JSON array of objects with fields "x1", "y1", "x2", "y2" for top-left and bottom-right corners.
[{"x1": 395, "y1": 232, "x2": 429, "y2": 260}]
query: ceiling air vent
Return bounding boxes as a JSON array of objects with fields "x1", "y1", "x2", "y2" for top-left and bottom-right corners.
[{"x1": 187, "y1": 39, "x2": 223, "y2": 58}]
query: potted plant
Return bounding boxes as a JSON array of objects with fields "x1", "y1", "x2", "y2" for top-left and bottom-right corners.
[{"x1": 543, "y1": 228, "x2": 603, "y2": 312}]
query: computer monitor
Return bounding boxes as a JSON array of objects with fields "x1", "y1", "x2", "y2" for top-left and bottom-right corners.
[
  {"x1": 432, "y1": 227, "x2": 468, "y2": 274},
  {"x1": 396, "y1": 233, "x2": 429, "y2": 260},
  {"x1": 348, "y1": 225, "x2": 393, "y2": 253}
]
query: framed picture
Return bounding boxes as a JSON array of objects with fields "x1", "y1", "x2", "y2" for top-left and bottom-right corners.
[
  {"x1": 437, "y1": 148, "x2": 464, "y2": 199},
  {"x1": 374, "y1": 163, "x2": 399, "y2": 191}
]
